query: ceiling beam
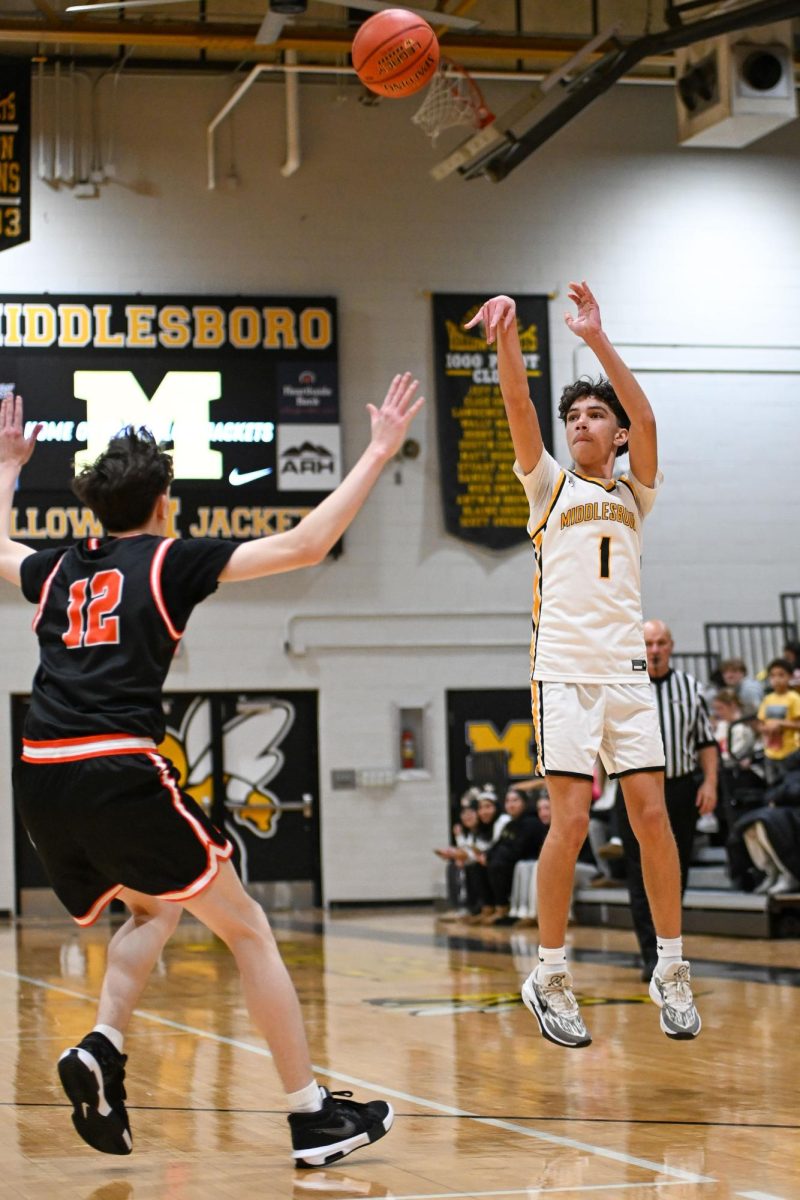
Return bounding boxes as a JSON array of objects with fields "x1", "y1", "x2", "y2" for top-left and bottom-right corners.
[{"x1": 0, "y1": 19, "x2": 677, "y2": 62}]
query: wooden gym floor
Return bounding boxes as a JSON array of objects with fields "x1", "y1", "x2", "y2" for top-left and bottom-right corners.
[{"x1": 0, "y1": 908, "x2": 797, "y2": 1200}]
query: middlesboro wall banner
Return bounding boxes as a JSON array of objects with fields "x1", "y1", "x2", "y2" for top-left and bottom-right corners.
[
  {"x1": 432, "y1": 293, "x2": 553, "y2": 550},
  {"x1": 0, "y1": 61, "x2": 31, "y2": 253},
  {"x1": 0, "y1": 294, "x2": 340, "y2": 544}
]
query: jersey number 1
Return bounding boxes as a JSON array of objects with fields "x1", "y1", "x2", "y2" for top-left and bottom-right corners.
[
  {"x1": 63, "y1": 570, "x2": 123, "y2": 649},
  {"x1": 599, "y1": 536, "x2": 611, "y2": 579}
]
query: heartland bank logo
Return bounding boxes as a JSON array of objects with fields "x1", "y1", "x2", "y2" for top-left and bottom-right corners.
[{"x1": 276, "y1": 423, "x2": 341, "y2": 492}]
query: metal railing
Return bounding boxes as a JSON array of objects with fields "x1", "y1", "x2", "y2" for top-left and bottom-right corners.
[
  {"x1": 672, "y1": 651, "x2": 720, "y2": 685},
  {"x1": 779, "y1": 594, "x2": 800, "y2": 637},
  {"x1": 704, "y1": 622, "x2": 798, "y2": 675}
]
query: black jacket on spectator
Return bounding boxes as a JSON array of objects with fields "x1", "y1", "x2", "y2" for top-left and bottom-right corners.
[{"x1": 487, "y1": 814, "x2": 547, "y2": 870}]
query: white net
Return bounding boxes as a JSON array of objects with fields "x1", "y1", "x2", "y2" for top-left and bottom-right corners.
[{"x1": 411, "y1": 60, "x2": 493, "y2": 144}]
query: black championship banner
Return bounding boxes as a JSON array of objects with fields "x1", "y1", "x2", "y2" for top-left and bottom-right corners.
[
  {"x1": 0, "y1": 61, "x2": 30, "y2": 253},
  {"x1": 0, "y1": 295, "x2": 339, "y2": 544},
  {"x1": 433, "y1": 293, "x2": 553, "y2": 550}
]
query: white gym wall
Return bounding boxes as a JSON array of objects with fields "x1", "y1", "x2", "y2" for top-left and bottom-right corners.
[{"x1": 0, "y1": 74, "x2": 797, "y2": 907}]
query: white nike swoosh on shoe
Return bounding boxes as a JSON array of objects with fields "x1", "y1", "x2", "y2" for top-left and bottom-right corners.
[{"x1": 229, "y1": 467, "x2": 273, "y2": 485}]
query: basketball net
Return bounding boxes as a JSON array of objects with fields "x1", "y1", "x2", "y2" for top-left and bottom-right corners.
[{"x1": 411, "y1": 58, "x2": 494, "y2": 144}]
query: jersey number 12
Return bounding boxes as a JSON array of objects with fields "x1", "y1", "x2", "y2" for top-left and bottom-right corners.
[{"x1": 62, "y1": 570, "x2": 124, "y2": 648}]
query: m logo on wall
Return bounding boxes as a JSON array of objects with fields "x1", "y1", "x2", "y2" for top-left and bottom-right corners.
[
  {"x1": 447, "y1": 688, "x2": 536, "y2": 804},
  {"x1": 0, "y1": 295, "x2": 340, "y2": 544}
]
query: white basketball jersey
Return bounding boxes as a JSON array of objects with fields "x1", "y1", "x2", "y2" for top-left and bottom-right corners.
[{"x1": 514, "y1": 449, "x2": 661, "y2": 684}]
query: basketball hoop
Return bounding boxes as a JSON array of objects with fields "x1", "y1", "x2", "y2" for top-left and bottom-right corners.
[{"x1": 411, "y1": 58, "x2": 494, "y2": 143}]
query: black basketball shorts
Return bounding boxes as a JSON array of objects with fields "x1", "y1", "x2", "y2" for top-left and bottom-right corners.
[{"x1": 13, "y1": 749, "x2": 233, "y2": 925}]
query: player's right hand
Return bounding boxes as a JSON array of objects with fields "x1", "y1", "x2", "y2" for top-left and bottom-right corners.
[
  {"x1": 0, "y1": 395, "x2": 41, "y2": 471},
  {"x1": 464, "y1": 295, "x2": 517, "y2": 344},
  {"x1": 367, "y1": 372, "x2": 425, "y2": 462}
]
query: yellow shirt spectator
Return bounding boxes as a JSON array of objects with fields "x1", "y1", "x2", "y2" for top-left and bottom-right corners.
[{"x1": 758, "y1": 689, "x2": 800, "y2": 760}]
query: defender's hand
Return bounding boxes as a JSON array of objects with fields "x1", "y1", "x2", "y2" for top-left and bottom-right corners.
[
  {"x1": 564, "y1": 280, "x2": 603, "y2": 342},
  {"x1": 464, "y1": 295, "x2": 516, "y2": 345},
  {"x1": 367, "y1": 373, "x2": 425, "y2": 462},
  {"x1": 0, "y1": 395, "x2": 41, "y2": 471}
]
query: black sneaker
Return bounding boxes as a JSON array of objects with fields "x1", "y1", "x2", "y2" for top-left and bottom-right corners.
[
  {"x1": 57, "y1": 1031, "x2": 132, "y2": 1154},
  {"x1": 289, "y1": 1088, "x2": 394, "y2": 1169}
]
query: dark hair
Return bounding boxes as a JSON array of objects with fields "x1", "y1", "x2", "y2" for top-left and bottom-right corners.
[
  {"x1": 767, "y1": 658, "x2": 793, "y2": 676},
  {"x1": 71, "y1": 426, "x2": 173, "y2": 532},
  {"x1": 720, "y1": 658, "x2": 747, "y2": 673},
  {"x1": 558, "y1": 377, "x2": 630, "y2": 458},
  {"x1": 782, "y1": 641, "x2": 800, "y2": 664}
]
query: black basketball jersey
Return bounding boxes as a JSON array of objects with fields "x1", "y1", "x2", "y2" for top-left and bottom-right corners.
[{"x1": 20, "y1": 534, "x2": 237, "y2": 747}]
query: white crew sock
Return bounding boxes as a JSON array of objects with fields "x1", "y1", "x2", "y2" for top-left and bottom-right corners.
[
  {"x1": 537, "y1": 945, "x2": 567, "y2": 977},
  {"x1": 656, "y1": 935, "x2": 684, "y2": 975},
  {"x1": 93, "y1": 1024, "x2": 124, "y2": 1054},
  {"x1": 286, "y1": 1080, "x2": 326, "y2": 1114}
]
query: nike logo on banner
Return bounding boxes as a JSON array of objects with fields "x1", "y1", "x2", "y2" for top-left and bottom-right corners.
[{"x1": 229, "y1": 467, "x2": 273, "y2": 486}]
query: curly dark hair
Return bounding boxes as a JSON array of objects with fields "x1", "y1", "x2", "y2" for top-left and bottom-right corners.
[
  {"x1": 558, "y1": 377, "x2": 630, "y2": 458},
  {"x1": 71, "y1": 426, "x2": 174, "y2": 532}
]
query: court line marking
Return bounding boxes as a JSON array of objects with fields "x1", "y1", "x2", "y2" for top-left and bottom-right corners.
[
  {"x1": 338, "y1": 1185, "x2": 713, "y2": 1200},
  {"x1": 0, "y1": 968, "x2": 716, "y2": 1185}
]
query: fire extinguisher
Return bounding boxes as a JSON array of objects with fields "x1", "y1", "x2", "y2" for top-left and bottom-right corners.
[{"x1": 401, "y1": 728, "x2": 416, "y2": 770}]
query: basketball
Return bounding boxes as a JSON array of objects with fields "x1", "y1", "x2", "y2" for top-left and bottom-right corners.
[{"x1": 352, "y1": 9, "x2": 440, "y2": 99}]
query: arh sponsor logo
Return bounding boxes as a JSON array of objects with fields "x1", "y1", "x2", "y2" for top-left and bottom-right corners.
[{"x1": 276, "y1": 423, "x2": 341, "y2": 492}]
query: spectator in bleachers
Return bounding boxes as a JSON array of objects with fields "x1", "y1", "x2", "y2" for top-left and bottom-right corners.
[
  {"x1": 732, "y1": 756, "x2": 800, "y2": 895},
  {"x1": 706, "y1": 657, "x2": 764, "y2": 713},
  {"x1": 435, "y1": 802, "x2": 481, "y2": 920},
  {"x1": 781, "y1": 640, "x2": 800, "y2": 690},
  {"x1": 458, "y1": 788, "x2": 509, "y2": 923},
  {"x1": 711, "y1": 689, "x2": 762, "y2": 769},
  {"x1": 475, "y1": 788, "x2": 547, "y2": 925},
  {"x1": 757, "y1": 659, "x2": 800, "y2": 784}
]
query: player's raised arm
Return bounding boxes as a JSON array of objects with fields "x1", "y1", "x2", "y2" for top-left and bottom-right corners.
[
  {"x1": 465, "y1": 295, "x2": 543, "y2": 475},
  {"x1": 0, "y1": 395, "x2": 41, "y2": 587},
  {"x1": 219, "y1": 373, "x2": 424, "y2": 583},
  {"x1": 564, "y1": 281, "x2": 658, "y2": 487}
]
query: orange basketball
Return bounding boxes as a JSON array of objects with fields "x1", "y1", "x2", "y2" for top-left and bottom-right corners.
[{"x1": 352, "y1": 9, "x2": 440, "y2": 99}]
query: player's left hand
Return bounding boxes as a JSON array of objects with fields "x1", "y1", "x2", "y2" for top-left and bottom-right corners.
[
  {"x1": 564, "y1": 280, "x2": 603, "y2": 341},
  {"x1": 695, "y1": 778, "x2": 718, "y2": 815},
  {"x1": 0, "y1": 394, "x2": 41, "y2": 471}
]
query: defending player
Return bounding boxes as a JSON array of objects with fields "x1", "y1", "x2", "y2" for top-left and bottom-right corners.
[
  {"x1": 465, "y1": 284, "x2": 700, "y2": 1048},
  {"x1": 0, "y1": 374, "x2": 423, "y2": 1166}
]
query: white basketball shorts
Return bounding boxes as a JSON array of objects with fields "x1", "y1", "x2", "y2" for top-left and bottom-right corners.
[{"x1": 530, "y1": 680, "x2": 665, "y2": 780}]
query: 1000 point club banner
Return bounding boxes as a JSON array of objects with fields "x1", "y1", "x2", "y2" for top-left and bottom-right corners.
[
  {"x1": 0, "y1": 294, "x2": 340, "y2": 545},
  {"x1": 432, "y1": 293, "x2": 553, "y2": 551}
]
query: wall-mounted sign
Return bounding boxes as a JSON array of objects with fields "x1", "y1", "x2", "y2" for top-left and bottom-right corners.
[
  {"x1": 0, "y1": 294, "x2": 340, "y2": 543},
  {"x1": 432, "y1": 293, "x2": 553, "y2": 550}
]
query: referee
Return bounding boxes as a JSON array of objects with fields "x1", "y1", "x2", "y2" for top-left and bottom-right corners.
[{"x1": 619, "y1": 618, "x2": 719, "y2": 980}]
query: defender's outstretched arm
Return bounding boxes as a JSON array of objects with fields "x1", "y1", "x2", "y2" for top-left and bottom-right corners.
[
  {"x1": 0, "y1": 395, "x2": 41, "y2": 587},
  {"x1": 220, "y1": 373, "x2": 424, "y2": 583}
]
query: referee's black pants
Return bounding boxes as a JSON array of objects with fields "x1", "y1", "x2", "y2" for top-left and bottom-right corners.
[{"x1": 618, "y1": 774, "x2": 698, "y2": 967}]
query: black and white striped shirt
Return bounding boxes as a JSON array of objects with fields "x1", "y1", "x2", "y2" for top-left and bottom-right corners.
[{"x1": 650, "y1": 668, "x2": 716, "y2": 780}]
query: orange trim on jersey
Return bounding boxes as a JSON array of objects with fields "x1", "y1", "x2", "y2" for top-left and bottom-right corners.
[
  {"x1": 31, "y1": 554, "x2": 66, "y2": 633},
  {"x1": 530, "y1": 472, "x2": 566, "y2": 539},
  {"x1": 146, "y1": 751, "x2": 233, "y2": 901},
  {"x1": 150, "y1": 539, "x2": 183, "y2": 642},
  {"x1": 21, "y1": 734, "x2": 157, "y2": 763},
  {"x1": 73, "y1": 883, "x2": 124, "y2": 927},
  {"x1": 572, "y1": 471, "x2": 616, "y2": 492}
]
